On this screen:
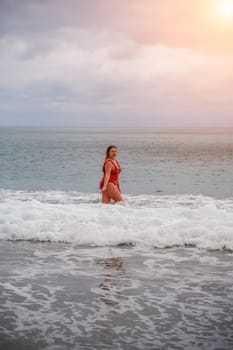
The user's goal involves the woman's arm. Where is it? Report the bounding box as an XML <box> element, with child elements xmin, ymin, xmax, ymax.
<box><xmin>101</xmin><ymin>161</ymin><xmax>112</xmax><ymax>192</ymax></box>
<box><xmin>116</xmin><ymin>179</ymin><xmax>121</xmax><ymax>193</ymax></box>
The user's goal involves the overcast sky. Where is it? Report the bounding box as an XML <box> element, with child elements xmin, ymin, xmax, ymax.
<box><xmin>0</xmin><ymin>0</ymin><xmax>233</xmax><ymax>127</ymax></box>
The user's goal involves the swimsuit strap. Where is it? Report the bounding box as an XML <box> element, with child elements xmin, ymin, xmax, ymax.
<box><xmin>115</xmin><ymin>160</ymin><xmax>121</xmax><ymax>169</ymax></box>
<box><xmin>104</xmin><ymin>159</ymin><xmax>118</xmax><ymax>169</ymax></box>
<box><xmin>103</xmin><ymin>159</ymin><xmax>121</xmax><ymax>175</ymax></box>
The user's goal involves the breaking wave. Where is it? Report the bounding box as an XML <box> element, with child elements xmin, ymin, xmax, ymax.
<box><xmin>1</xmin><ymin>189</ymin><xmax>233</xmax><ymax>250</ymax></box>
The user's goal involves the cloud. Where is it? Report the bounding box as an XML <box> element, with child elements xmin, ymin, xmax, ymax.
<box><xmin>1</xmin><ymin>0</ymin><xmax>233</xmax><ymax>51</ymax></box>
<box><xmin>0</xmin><ymin>0</ymin><xmax>233</xmax><ymax>126</ymax></box>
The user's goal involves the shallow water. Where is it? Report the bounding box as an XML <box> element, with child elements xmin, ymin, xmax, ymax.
<box><xmin>1</xmin><ymin>190</ymin><xmax>233</xmax><ymax>250</ymax></box>
<box><xmin>0</xmin><ymin>242</ymin><xmax>233</xmax><ymax>350</ymax></box>
<box><xmin>1</xmin><ymin>127</ymin><xmax>233</xmax><ymax>349</ymax></box>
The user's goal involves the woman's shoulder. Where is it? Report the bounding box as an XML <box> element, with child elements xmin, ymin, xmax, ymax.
<box><xmin>104</xmin><ymin>158</ymin><xmax>114</xmax><ymax>166</ymax></box>
<box><xmin>105</xmin><ymin>158</ymin><xmax>120</xmax><ymax>169</ymax></box>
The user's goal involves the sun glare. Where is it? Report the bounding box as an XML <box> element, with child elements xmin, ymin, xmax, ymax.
<box><xmin>219</xmin><ymin>0</ymin><xmax>233</xmax><ymax>16</ymax></box>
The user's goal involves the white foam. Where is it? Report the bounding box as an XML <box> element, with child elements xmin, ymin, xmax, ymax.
<box><xmin>1</xmin><ymin>189</ymin><xmax>233</xmax><ymax>250</ymax></box>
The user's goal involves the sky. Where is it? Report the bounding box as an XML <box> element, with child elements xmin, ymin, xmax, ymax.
<box><xmin>0</xmin><ymin>0</ymin><xmax>233</xmax><ymax>127</ymax></box>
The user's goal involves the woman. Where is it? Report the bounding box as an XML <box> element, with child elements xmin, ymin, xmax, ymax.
<box><xmin>100</xmin><ymin>145</ymin><xmax>123</xmax><ymax>204</ymax></box>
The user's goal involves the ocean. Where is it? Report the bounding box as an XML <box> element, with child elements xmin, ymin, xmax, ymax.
<box><xmin>0</xmin><ymin>127</ymin><xmax>233</xmax><ymax>349</ymax></box>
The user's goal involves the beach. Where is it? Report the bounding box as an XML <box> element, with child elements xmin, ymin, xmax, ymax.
<box><xmin>0</xmin><ymin>128</ymin><xmax>233</xmax><ymax>349</ymax></box>
<box><xmin>1</xmin><ymin>240</ymin><xmax>233</xmax><ymax>349</ymax></box>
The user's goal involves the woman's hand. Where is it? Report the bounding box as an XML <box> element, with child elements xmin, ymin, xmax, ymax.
<box><xmin>101</xmin><ymin>185</ymin><xmax>107</xmax><ymax>192</ymax></box>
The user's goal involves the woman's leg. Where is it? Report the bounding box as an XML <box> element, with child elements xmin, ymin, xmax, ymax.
<box><xmin>106</xmin><ymin>183</ymin><xmax>123</xmax><ymax>202</ymax></box>
<box><xmin>102</xmin><ymin>191</ymin><xmax>111</xmax><ymax>203</ymax></box>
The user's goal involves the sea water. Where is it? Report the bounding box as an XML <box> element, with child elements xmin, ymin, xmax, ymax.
<box><xmin>0</xmin><ymin>127</ymin><xmax>233</xmax><ymax>349</ymax></box>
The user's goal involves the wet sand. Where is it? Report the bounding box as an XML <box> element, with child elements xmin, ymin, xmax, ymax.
<box><xmin>0</xmin><ymin>241</ymin><xmax>233</xmax><ymax>349</ymax></box>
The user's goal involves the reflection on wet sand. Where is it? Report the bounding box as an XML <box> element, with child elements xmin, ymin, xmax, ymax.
<box><xmin>97</xmin><ymin>257</ymin><xmax>123</xmax><ymax>270</ymax></box>
<box><xmin>96</xmin><ymin>257</ymin><xmax>124</xmax><ymax>306</ymax></box>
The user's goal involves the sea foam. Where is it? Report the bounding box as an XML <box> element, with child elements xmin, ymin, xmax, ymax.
<box><xmin>1</xmin><ymin>189</ymin><xmax>233</xmax><ymax>250</ymax></box>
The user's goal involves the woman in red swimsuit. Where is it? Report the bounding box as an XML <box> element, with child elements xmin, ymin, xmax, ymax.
<box><xmin>100</xmin><ymin>145</ymin><xmax>123</xmax><ymax>204</ymax></box>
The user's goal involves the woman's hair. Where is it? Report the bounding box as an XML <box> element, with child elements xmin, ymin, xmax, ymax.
<box><xmin>105</xmin><ymin>145</ymin><xmax>117</xmax><ymax>159</ymax></box>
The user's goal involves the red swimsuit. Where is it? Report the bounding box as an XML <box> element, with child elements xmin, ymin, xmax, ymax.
<box><xmin>99</xmin><ymin>159</ymin><xmax>121</xmax><ymax>189</ymax></box>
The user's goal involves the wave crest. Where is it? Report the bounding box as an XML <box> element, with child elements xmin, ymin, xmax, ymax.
<box><xmin>1</xmin><ymin>190</ymin><xmax>233</xmax><ymax>250</ymax></box>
